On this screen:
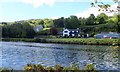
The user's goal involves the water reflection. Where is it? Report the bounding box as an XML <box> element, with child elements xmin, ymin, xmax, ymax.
<box><xmin>53</xmin><ymin>49</ymin><xmax>79</xmax><ymax>67</ymax></box>
<box><xmin>1</xmin><ymin>41</ymin><xmax>120</xmax><ymax>70</ymax></box>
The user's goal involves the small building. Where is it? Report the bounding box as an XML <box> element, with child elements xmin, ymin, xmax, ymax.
<box><xmin>33</xmin><ymin>25</ymin><xmax>43</xmax><ymax>32</ymax></box>
<box><xmin>62</xmin><ymin>28</ymin><xmax>81</xmax><ymax>37</ymax></box>
<box><xmin>95</xmin><ymin>32</ymin><xmax>120</xmax><ymax>39</ymax></box>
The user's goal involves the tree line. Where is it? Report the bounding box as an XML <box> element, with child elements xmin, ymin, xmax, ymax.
<box><xmin>1</xmin><ymin>13</ymin><xmax>120</xmax><ymax>38</ymax></box>
<box><xmin>2</xmin><ymin>22</ymin><xmax>35</xmax><ymax>38</ymax></box>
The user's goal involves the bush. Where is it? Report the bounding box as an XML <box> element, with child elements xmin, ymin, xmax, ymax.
<box><xmin>24</xmin><ymin>64</ymin><xmax>97</xmax><ymax>72</ymax></box>
<box><xmin>37</xmin><ymin>29</ymin><xmax>50</xmax><ymax>35</ymax></box>
<box><xmin>50</xmin><ymin>27</ymin><xmax>58</xmax><ymax>35</ymax></box>
<box><xmin>83</xmin><ymin>64</ymin><xmax>97</xmax><ymax>72</ymax></box>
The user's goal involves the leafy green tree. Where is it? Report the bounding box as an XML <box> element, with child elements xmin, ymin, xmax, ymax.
<box><xmin>79</xmin><ymin>17</ymin><xmax>87</xmax><ymax>26</ymax></box>
<box><xmin>21</xmin><ymin>22</ymin><xmax>35</xmax><ymax>38</ymax></box>
<box><xmin>96</xmin><ymin>13</ymin><xmax>108</xmax><ymax>24</ymax></box>
<box><xmin>36</xmin><ymin>19</ymin><xmax>44</xmax><ymax>25</ymax></box>
<box><xmin>53</xmin><ymin>17</ymin><xmax>65</xmax><ymax>28</ymax></box>
<box><xmin>111</xmin><ymin>14</ymin><xmax>120</xmax><ymax>33</ymax></box>
<box><xmin>86</xmin><ymin>14</ymin><xmax>96</xmax><ymax>25</ymax></box>
<box><xmin>2</xmin><ymin>22</ymin><xmax>35</xmax><ymax>38</ymax></box>
<box><xmin>8</xmin><ymin>23</ymin><xmax>23</xmax><ymax>37</ymax></box>
<box><xmin>65</xmin><ymin>16</ymin><xmax>80</xmax><ymax>29</ymax></box>
<box><xmin>2</xmin><ymin>25</ymin><xmax>10</xmax><ymax>38</ymax></box>
<box><xmin>27</xmin><ymin>19</ymin><xmax>36</xmax><ymax>24</ymax></box>
<box><xmin>43</xmin><ymin>19</ymin><xmax>54</xmax><ymax>28</ymax></box>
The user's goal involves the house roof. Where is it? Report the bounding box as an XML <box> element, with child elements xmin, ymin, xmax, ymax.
<box><xmin>64</xmin><ymin>28</ymin><xmax>80</xmax><ymax>31</ymax></box>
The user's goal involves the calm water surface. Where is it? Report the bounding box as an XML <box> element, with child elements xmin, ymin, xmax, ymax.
<box><xmin>0</xmin><ymin>41</ymin><xmax>120</xmax><ymax>70</ymax></box>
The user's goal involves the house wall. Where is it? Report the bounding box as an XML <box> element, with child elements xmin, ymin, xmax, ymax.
<box><xmin>33</xmin><ymin>25</ymin><xmax>43</xmax><ymax>32</ymax></box>
<box><xmin>63</xmin><ymin>29</ymin><xmax>70</xmax><ymax>36</ymax></box>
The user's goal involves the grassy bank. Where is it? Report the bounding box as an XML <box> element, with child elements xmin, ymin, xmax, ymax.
<box><xmin>47</xmin><ymin>38</ymin><xmax>120</xmax><ymax>46</ymax></box>
<box><xmin>2</xmin><ymin>38</ymin><xmax>120</xmax><ymax>46</ymax></box>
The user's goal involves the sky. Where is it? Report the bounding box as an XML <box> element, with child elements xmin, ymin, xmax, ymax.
<box><xmin>0</xmin><ymin>0</ymin><xmax>118</xmax><ymax>22</ymax></box>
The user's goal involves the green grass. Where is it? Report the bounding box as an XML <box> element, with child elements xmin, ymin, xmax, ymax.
<box><xmin>2</xmin><ymin>38</ymin><xmax>120</xmax><ymax>46</ymax></box>
<box><xmin>46</xmin><ymin>38</ymin><xmax>120</xmax><ymax>46</ymax></box>
<box><xmin>2</xmin><ymin>38</ymin><xmax>35</xmax><ymax>42</ymax></box>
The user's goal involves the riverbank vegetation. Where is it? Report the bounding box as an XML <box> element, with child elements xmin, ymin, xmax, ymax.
<box><xmin>2</xmin><ymin>38</ymin><xmax>120</xmax><ymax>46</ymax></box>
<box><xmin>1</xmin><ymin>64</ymin><xmax>97</xmax><ymax>72</ymax></box>
<box><xmin>46</xmin><ymin>38</ymin><xmax>120</xmax><ymax>46</ymax></box>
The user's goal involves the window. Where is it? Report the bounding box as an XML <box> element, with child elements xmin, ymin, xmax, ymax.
<box><xmin>64</xmin><ymin>31</ymin><xmax>68</xmax><ymax>33</ymax></box>
<box><xmin>72</xmin><ymin>34</ymin><xmax>74</xmax><ymax>36</ymax></box>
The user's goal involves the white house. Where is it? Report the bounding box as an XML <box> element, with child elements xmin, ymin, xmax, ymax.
<box><xmin>63</xmin><ymin>28</ymin><xmax>81</xmax><ymax>37</ymax></box>
<box><xmin>33</xmin><ymin>25</ymin><xmax>43</xmax><ymax>32</ymax></box>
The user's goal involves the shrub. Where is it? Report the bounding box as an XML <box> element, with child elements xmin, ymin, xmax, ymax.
<box><xmin>50</xmin><ymin>27</ymin><xmax>58</xmax><ymax>35</ymax></box>
<box><xmin>37</xmin><ymin>29</ymin><xmax>50</xmax><ymax>35</ymax></box>
<box><xmin>23</xmin><ymin>63</ymin><xmax>97</xmax><ymax>72</ymax></box>
<box><xmin>83</xmin><ymin>64</ymin><xmax>98</xmax><ymax>72</ymax></box>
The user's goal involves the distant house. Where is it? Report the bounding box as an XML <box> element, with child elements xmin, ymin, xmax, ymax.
<box><xmin>62</xmin><ymin>28</ymin><xmax>81</xmax><ymax>37</ymax></box>
<box><xmin>95</xmin><ymin>32</ymin><xmax>120</xmax><ymax>39</ymax></box>
<box><xmin>33</xmin><ymin>25</ymin><xmax>43</xmax><ymax>32</ymax></box>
